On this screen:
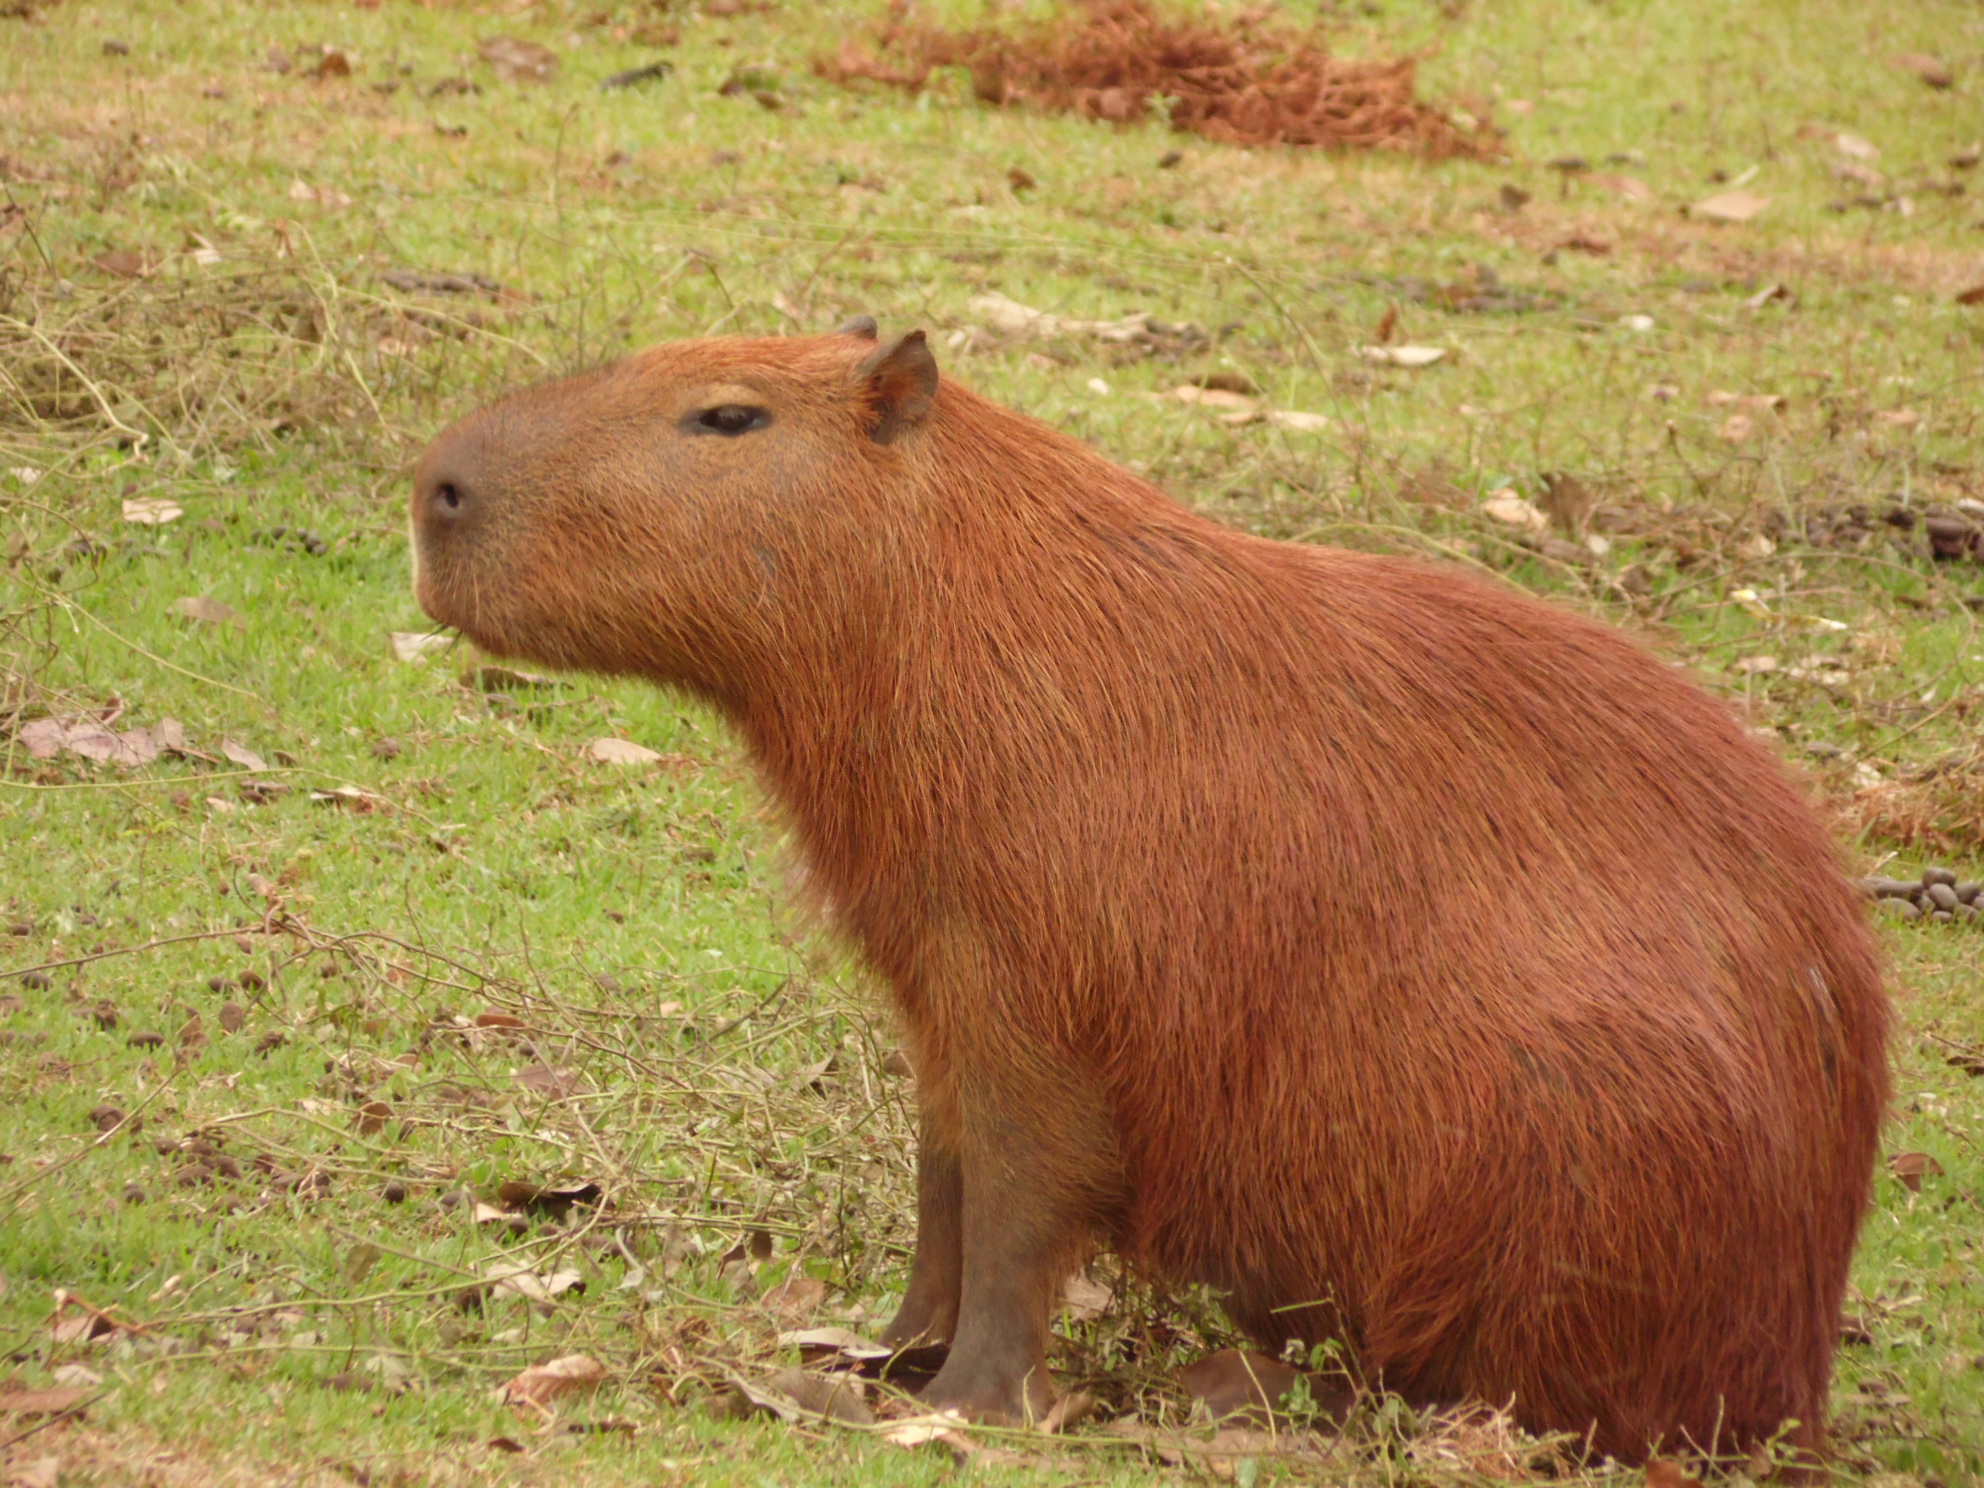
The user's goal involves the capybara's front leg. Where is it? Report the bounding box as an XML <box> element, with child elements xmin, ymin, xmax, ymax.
<box><xmin>915</xmin><ymin>1098</ymin><xmax>1114</xmax><ymax>1425</ymax></box>
<box><xmin>881</xmin><ymin>1114</ymin><xmax>962</xmax><ymax>1348</ymax></box>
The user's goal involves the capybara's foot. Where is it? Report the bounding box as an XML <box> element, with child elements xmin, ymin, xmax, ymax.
<box><xmin>880</xmin><ymin>1295</ymin><xmax>956</xmax><ymax>1350</ymax></box>
<box><xmin>916</xmin><ymin>1354</ymin><xmax>1054</xmax><ymax>1426</ymax></box>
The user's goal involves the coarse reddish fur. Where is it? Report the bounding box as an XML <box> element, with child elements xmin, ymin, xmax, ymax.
<box><xmin>410</xmin><ymin>330</ymin><xmax>1889</xmax><ymax>1462</ymax></box>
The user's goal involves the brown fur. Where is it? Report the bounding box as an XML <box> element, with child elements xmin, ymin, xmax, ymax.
<box><xmin>410</xmin><ymin>329</ymin><xmax>1888</xmax><ymax>1461</ymax></box>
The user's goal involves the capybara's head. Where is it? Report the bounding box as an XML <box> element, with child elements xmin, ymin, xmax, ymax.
<box><xmin>410</xmin><ymin>320</ymin><xmax>936</xmax><ymax>686</ymax></box>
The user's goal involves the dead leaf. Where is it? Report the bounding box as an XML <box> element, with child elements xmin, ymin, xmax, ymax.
<box><xmin>169</xmin><ymin>596</ymin><xmax>244</xmax><ymax>630</ymax></box>
<box><xmin>1876</xmin><ymin>408</ymin><xmax>1921</xmax><ymax>429</ymax></box>
<box><xmin>10</xmin><ymin>1458</ymin><xmax>60</xmax><ymax>1488</ymax></box>
<box><xmin>1372</xmin><ymin>303</ymin><xmax>1398</xmax><ymax>342</ymax></box>
<box><xmin>514</xmin><ymin>1063</ymin><xmax>577</xmax><ymax>1099</ymax></box>
<box><xmin>1481</xmin><ymin>492</ymin><xmax>1549</xmax><ymax>533</ymax></box>
<box><xmin>122</xmin><ymin>497</ymin><xmax>182</xmax><ymax>525</ymax></box>
<box><xmin>1061</xmin><ymin>1274</ymin><xmax>1112</xmax><ymax>1322</ymax></box>
<box><xmin>1833</xmin><ymin>131</ymin><xmax>1881</xmax><ymax>161</ymax></box>
<box><xmin>502</xmin><ymin>1353</ymin><xmax>605</xmax><ymax>1412</ymax></box>
<box><xmin>287</xmin><ymin>180</ymin><xmax>353</xmax><ymax>210</ymax></box>
<box><xmin>1956</xmin><ymin>284</ymin><xmax>1984</xmax><ymax>306</ymax></box>
<box><xmin>488</xmin><ymin>1265</ymin><xmax>586</xmax><ymax>1303</ymax></box>
<box><xmin>1719</xmin><ymin>412</ymin><xmax>1755</xmax><ymax>443</ymax></box>
<box><xmin>390</xmin><ymin>631</ymin><xmax>451</xmax><ymax>663</ymax></box>
<box><xmin>1590</xmin><ymin>173</ymin><xmax>1655</xmax><ymax>202</ymax></box>
<box><xmin>760</xmin><ymin>1273</ymin><xmax>828</xmax><ymax>1319</ymax></box>
<box><xmin>475</xmin><ymin>1010</ymin><xmax>527</xmax><ymax>1029</ymax></box>
<box><xmin>1890</xmin><ymin>1150</ymin><xmax>1944</xmax><ymax>1192</ymax></box>
<box><xmin>480</xmin><ymin>36</ymin><xmax>559</xmax><ymax>84</ymax></box>
<box><xmin>1268</xmin><ymin>409</ymin><xmax>1331</xmax><ymax>432</ymax></box>
<box><xmin>92</xmin><ymin>248</ymin><xmax>150</xmax><ymax>278</ymax></box>
<box><xmin>356</xmin><ymin>1100</ymin><xmax>393</xmax><ymax>1135</ymax></box>
<box><xmin>588</xmin><ymin>737</ymin><xmax>662</xmax><ymax>765</ymax></box>
<box><xmin>1892</xmin><ymin>53</ymin><xmax>1953</xmax><ymax>88</ymax></box>
<box><xmin>883</xmin><ymin>1408</ymin><xmax>974</xmax><ymax>1449</ymax></box>
<box><xmin>764</xmin><ymin>1367</ymin><xmax>875</xmax><ymax>1425</ymax></box>
<box><xmin>221</xmin><ymin>740</ymin><xmax>268</xmax><ymax>772</ymax></box>
<box><xmin>1646</xmin><ymin>1459</ymin><xmax>1705</xmax><ymax>1488</ymax></box>
<box><xmin>16</xmin><ymin>719</ymin><xmax>68</xmax><ymax>759</ymax></box>
<box><xmin>1170</xmin><ymin>384</ymin><xmax>1258</xmax><ymax>413</ymax></box>
<box><xmin>1361</xmin><ymin>344</ymin><xmax>1446</xmax><ymax>367</ymax></box>
<box><xmin>1689</xmin><ymin>189</ymin><xmax>1770</xmax><ymax>223</ymax></box>
<box><xmin>0</xmin><ymin>1388</ymin><xmax>90</xmax><ymax>1418</ymax></box>
<box><xmin>1731</xmin><ymin>656</ymin><xmax>1779</xmax><ymax>675</ymax></box>
<box><xmin>311</xmin><ymin>785</ymin><xmax>390</xmax><ymax>813</ymax></box>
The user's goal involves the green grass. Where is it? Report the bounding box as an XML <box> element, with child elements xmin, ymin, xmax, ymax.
<box><xmin>3</xmin><ymin>0</ymin><xmax>1984</xmax><ymax>1482</ymax></box>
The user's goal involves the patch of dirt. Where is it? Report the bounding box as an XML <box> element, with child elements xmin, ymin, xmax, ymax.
<box><xmin>816</xmin><ymin>0</ymin><xmax>1491</xmax><ymax>158</ymax></box>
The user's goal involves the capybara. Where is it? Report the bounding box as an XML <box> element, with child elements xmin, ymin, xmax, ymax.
<box><xmin>410</xmin><ymin>322</ymin><xmax>1888</xmax><ymax>1460</ymax></box>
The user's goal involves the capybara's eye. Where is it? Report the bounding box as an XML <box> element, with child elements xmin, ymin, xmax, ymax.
<box><xmin>693</xmin><ymin>404</ymin><xmax>770</xmax><ymax>436</ymax></box>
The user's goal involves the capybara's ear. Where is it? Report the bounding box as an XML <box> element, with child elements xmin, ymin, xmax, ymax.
<box><xmin>856</xmin><ymin>330</ymin><xmax>940</xmax><ymax>445</ymax></box>
<box><xmin>834</xmin><ymin>314</ymin><xmax>879</xmax><ymax>340</ymax></box>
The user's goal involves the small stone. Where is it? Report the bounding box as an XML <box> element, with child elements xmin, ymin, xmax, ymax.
<box><xmin>128</xmin><ymin>1029</ymin><xmax>165</xmax><ymax>1049</ymax></box>
<box><xmin>381</xmin><ymin>1180</ymin><xmax>409</xmax><ymax>1204</ymax></box>
<box><xmin>219</xmin><ymin>1002</ymin><xmax>246</xmax><ymax>1033</ymax></box>
<box><xmin>123</xmin><ymin>1182</ymin><xmax>146</xmax><ymax>1204</ymax></box>
<box><xmin>1922</xmin><ymin>866</ymin><xmax>1959</xmax><ymax>888</ymax></box>
<box><xmin>1880</xmin><ymin>898</ymin><xmax>1921</xmax><ymax>921</ymax></box>
<box><xmin>206</xmin><ymin>975</ymin><xmax>236</xmax><ymax>994</ymax></box>
<box><xmin>1927</xmin><ymin>883</ymin><xmax>1959</xmax><ymax>911</ymax></box>
<box><xmin>88</xmin><ymin>1104</ymin><xmax>125</xmax><ymax>1132</ymax></box>
<box><xmin>1956</xmin><ymin>903</ymin><xmax>1980</xmax><ymax>923</ymax></box>
<box><xmin>1956</xmin><ymin>882</ymin><xmax>1980</xmax><ymax>905</ymax></box>
<box><xmin>1933</xmin><ymin>910</ymin><xmax>1954</xmax><ymax>923</ymax></box>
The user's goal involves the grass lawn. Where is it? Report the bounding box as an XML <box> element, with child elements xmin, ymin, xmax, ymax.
<box><xmin>2</xmin><ymin>0</ymin><xmax>1983</xmax><ymax>1482</ymax></box>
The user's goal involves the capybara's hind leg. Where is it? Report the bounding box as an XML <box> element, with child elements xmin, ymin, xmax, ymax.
<box><xmin>881</xmin><ymin>1114</ymin><xmax>962</xmax><ymax>1348</ymax></box>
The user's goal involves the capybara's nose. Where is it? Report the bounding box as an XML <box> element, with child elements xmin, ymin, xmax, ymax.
<box><xmin>418</xmin><ymin>470</ymin><xmax>471</xmax><ymax>529</ymax></box>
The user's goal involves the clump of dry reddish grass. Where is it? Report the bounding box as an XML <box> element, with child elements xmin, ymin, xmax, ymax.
<box><xmin>816</xmin><ymin>0</ymin><xmax>1493</xmax><ymax>158</ymax></box>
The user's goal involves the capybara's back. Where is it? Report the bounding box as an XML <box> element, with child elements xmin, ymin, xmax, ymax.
<box><xmin>411</xmin><ymin>328</ymin><xmax>1889</xmax><ymax>1461</ymax></box>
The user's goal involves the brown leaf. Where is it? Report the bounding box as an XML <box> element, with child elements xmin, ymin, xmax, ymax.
<box><xmin>169</xmin><ymin>596</ymin><xmax>244</xmax><ymax>630</ymax></box>
<box><xmin>0</xmin><ymin>1387</ymin><xmax>90</xmax><ymax>1418</ymax></box>
<box><xmin>1590</xmin><ymin>173</ymin><xmax>1655</xmax><ymax>202</ymax></box>
<box><xmin>502</xmin><ymin>1353</ymin><xmax>605</xmax><ymax>1412</ymax></box>
<box><xmin>1889</xmin><ymin>1150</ymin><xmax>1944</xmax><ymax>1192</ymax></box>
<box><xmin>588</xmin><ymin>737</ymin><xmax>662</xmax><ymax>765</ymax></box>
<box><xmin>1689</xmin><ymin>189</ymin><xmax>1770</xmax><ymax>222</ymax></box>
<box><xmin>475</xmin><ymin>1010</ymin><xmax>527</xmax><ymax>1029</ymax></box>
<box><xmin>479</xmin><ymin>36</ymin><xmax>559</xmax><ymax>84</ymax></box>
<box><xmin>92</xmin><ymin>248</ymin><xmax>151</xmax><ymax>279</ymax></box>
<box><xmin>760</xmin><ymin>1273</ymin><xmax>828</xmax><ymax>1320</ymax></box>
<box><xmin>356</xmin><ymin>1100</ymin><xmax>393</xmax><ymax>1135</ymax></box>
<box><xmin>1372</xmin><ymin>303</ymin><xmax>1398</xmax><ymax>343</ymax></box>
<box><xmin>218</xmin><ymin>1001</ymin><xmax>246</xmax><ymax>1034</ymax></box>
<box><xmin>221</xmin><ymin>740</ymin><xmax>268</xmax><ymax>772</ymax></box>
<box><xmin>514</xmin><ymin>1063</ymin><xmax>577</xmax><ymax>1099</ymax></box>
<box><xmin>1060</xmin><ymin>1273</ymin><xmax>1112</xmax><ymax>1321</ymax></box>
<box><xmin>1645</xmin><ymin>1459</ymin><xmax>1705</xmax><ymax>1488</ymax></box>
<box><xmin>1892</xmin><ymin>53</ymin><xmax>1953</xmax><ymax>88</ymax></box>
<box><xmin>122</xmin><ymin>497</ymin><xmax>183</xmax><ymax>525</ymax></box>
<box><xmin>764</xmin><ymin>1367</ymin><xmax>875</xmax><ymax>1425</ymax></box>
<box><xmin>1956</xmin><ymin>284</ymin><xmax>1984</xmax><ymax>306</ymax></box>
